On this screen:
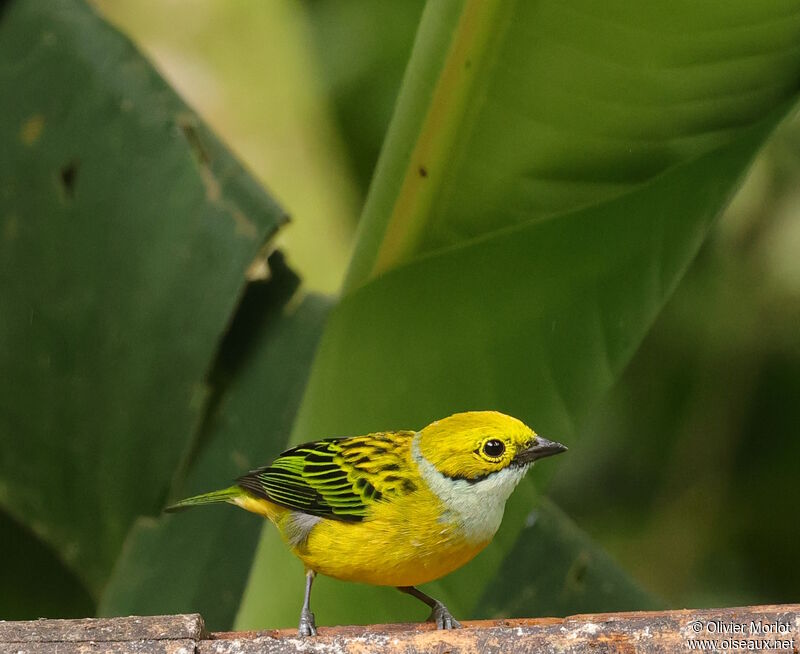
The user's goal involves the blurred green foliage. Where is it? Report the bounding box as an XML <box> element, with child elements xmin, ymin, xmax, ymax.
<box><xmin>550</xmin><ymin>123</ymin><xmax>800</xmax><ymax>607</ymax></box>
<box><xmin>302</xmin><ymin>0</ymin><xmax>426</xmax><ymax>196</ymax></box>
<box><xmin>2</xmin><ymin>0</ymin><xmax>799</xmax><ymax>632</ymax></box>
<box><xmin>0</xmin><ymin>511</ymin><xmax>93</xmax><ymax>620</ymax></box>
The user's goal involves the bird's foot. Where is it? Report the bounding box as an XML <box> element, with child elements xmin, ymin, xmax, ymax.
<box><xmin>298</xmin><ymin>608</ymin><xmax>317</xmax><ymax>637</ymax></box>
<box><xmin>427</xmin><ymin>601</ymin><xmax>462</xmax><ymax>630</ymax></box>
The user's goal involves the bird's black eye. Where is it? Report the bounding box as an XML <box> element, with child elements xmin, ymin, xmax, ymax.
<box><xmin>482</xmin><ymin>439</ymin><xmax>505</xmax><ymax>458</ymax></box>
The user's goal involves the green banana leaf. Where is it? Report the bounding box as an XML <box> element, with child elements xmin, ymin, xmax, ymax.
<box><xmin>236</xmin><ymin>0</ymin><xmax>800</xmax><ymax>630</ymax></box>
<box><xmin>346</xmin><ymin>0</ymin><xmax>800</xmax><ymax>287</ymax></box>
<box><xmin>0</xmin><ymin>0</ymin><xmax>285</xmax><ymax>597</ymax></box>
<box><xmin>0</xmin><ymin>510</ymin><xmax>93</xmax><ymax>619</ymax></box>
<box><xmin>477</xmin><ymin>496</ymin><xmax>660</xmax><ymax>617</ymax></box>
<box><xmin>99</xmin><ymin>273</ymin><xmax>331</xmax><ymax>631</ymax></box>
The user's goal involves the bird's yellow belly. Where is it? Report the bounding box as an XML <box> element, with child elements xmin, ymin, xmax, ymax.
<box><xmin>300</xmin><ymin>510</ymin><xmax>489</xmax><ymax>587</ymax></box>
<box><xmin>242</xmin><ymin>492</ymin><xmax>491</xmax><ymax>587</ymax></box>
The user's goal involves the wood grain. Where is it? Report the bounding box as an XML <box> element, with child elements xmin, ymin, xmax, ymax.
<box><xmin>3</xmin><ymin>605</ymin><xmax>798</xmax><ymax>654</ymax></box>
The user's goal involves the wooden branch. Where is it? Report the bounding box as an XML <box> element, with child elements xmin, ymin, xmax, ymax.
<box><xmin>2</xmin><ymin>605</ymin><xmax>798</xmax><ymax>654</ymax></box>
<box><xmin>0</xmin><ymin>614</ymin><xmax>206</xmax><ymax>654</ymax></box>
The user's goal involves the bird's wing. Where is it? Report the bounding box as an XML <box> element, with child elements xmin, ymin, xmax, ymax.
<box><xmin>236</xmin><ymin>431</ymin><xmax>419</xmax><ymax>522</ymax></box>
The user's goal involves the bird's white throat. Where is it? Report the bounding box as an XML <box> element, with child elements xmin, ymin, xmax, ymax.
<box><xmin>411</xmin><ymin>433</ymin><xmax>529</xmax><ymax>544</ymax></box>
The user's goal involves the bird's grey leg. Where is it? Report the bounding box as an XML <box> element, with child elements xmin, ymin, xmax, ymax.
<box><xmin>298</xmin><ymin>570</ymin><xmax>317</xmax><ymax>636</ymax></box>
<box><xmin>397</xmin><ymin>585</ymin><xmax>462</xmax><ymax>629</ymax></box>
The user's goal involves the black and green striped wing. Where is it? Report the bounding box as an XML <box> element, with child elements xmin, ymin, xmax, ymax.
<box><xmin>236</xmin><ymin>431</ymin><xmax>418</xmax><ymax>522</ymax></box>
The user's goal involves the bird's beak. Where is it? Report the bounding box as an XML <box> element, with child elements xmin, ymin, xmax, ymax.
<box><xmin>515</xmin><ymin>436</ymin><xmax>568</xmax><ymax>464</ymax></box>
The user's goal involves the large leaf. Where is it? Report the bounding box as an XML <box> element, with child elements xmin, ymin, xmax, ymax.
<box><xmin>0</xmin><ymin>0</ymin><xmax>284</xmax><ymax>595</ymax></box>
<box><xmin>100</xmin><ymin>261</ymin><xmax>331</xmax><ymax>630</ymax></box>
<box><xmin>235</xmin><ymin>113</ymin><xmax>791</xmax><ymax>629</ymax></box>
<box><xmin>476</xmin><ymin>497</ymin><xmax>660</xmax><ymax>617</ymax></box>
<box><xmin>0</xmin><ymin>510</ymin><xmax>93</xmax><ymax>620</ymax></box>
<box><xmin>346</xmin><ymin>0</ymin><xmax>800</xmax><ymax>288</ymax></box>
<box><xmin>295</xmin><ymin>117</ymin><xmax>790</xmax><ymax>437</ymax></box>
<box><xmin>95</xmin><ymin>0</ymin><xmax>361</xmax><ymax>295</ymax></box>
<box><xmin>236</xmin><ymin>0</ymin><xmax>800</xmax><ymax>630</ymax></box>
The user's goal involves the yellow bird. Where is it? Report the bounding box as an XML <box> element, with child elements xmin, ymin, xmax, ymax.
<box><xmin>166</xmin><ymin>410</ymin><xmax>567</xmax><ymax>635</ymax></box>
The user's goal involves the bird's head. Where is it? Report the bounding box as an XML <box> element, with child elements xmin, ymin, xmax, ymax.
<box><xmin>416</xmin><ymin>410</ymin><xmax>567</xmax><ymax>482</ymax></box>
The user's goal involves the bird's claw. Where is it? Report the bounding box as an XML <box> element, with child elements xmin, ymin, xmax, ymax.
<box><xmin>298</xmin><ymin>608</ymin><xmax>317</xmax><ymax>637</ymax></box>
<box><xmin>428</xmin><ymin>601</ymin><xmax>462</xmax><ymax>629</ymax></box>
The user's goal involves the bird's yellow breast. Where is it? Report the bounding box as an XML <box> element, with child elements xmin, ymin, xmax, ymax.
<box><xmin>239</xmin><ymin>486</ymin><xmax>492</xmax><ymax>587</ymax></box>
<box><xmin>300</xmin><ymin>484</ymin><xmax>491</xmax><ymax>586</ymax></box>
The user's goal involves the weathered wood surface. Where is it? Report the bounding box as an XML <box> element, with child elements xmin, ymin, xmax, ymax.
<box><xmin>0</xmin><ymin>614</ymin><xmax>205</xmax><ymax>654</ymax></box>
<box><xmin>204</xmin><ymin>605</ymin><xmax>800</xmax><ymax>653</ymax></box>
<box><xmin>2</xmin><ymin>605</ymin><xmax>799</xmax><ymax>654</ymax></box>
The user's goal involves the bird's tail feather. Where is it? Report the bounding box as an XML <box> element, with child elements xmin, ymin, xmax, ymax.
<box><xmin>164</xmin><ymin>486</ymin><xmax>241</xmax><ymax>513</ymax></box>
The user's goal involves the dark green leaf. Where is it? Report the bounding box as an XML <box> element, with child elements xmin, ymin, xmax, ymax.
<box><xmin>0</xmin><ymin>509</ymin><xmax>94</xmax><ymax>619</ymax></box>
<box><xmin>99</xmin><ymin>280</ymin><xmax>331</xmax><ymax>630</ymax></box>
<box><xmin>476</xmin><ymin>497</ymin><xmax>660</xmax><ymax>618</ymax></box>
<box><xmin>0</xmin><ymin>0</ymin><xmax>285</xmax><ymax>595</ymax></box>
